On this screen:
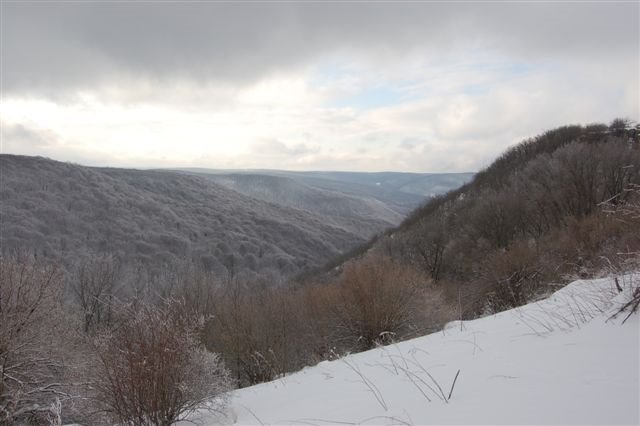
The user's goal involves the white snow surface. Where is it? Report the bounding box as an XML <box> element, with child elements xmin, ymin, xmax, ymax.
<box><xmin>188</xmin><ymin>276</ymin><xmax>640</xmax><ymax>425</ymax></box>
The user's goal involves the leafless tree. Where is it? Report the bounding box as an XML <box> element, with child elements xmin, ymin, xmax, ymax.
<box><xmin>406</xmin><ymin>218</ymin><xmax>449</xmax><ymax>281</ymax></box>
<box><xmin>70</xmin><ymin>254</ymin><xmax>121</xmax><ymax>333</ymax></box>
<box><xmin>0</xmin><ymin>255</ymin><xmax>66</xmax><ymax>424</ymax></box>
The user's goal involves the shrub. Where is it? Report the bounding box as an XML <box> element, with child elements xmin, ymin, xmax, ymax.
<box><xmin>330</xmin><ymin>256</ymin><xmax>433</xmax><ymax>350</ymax></box>
<box><xmin>205</xmin><ymin>279</ymin><xmax>304</xmax><ymax>387</ymax></box>
<box><xmin>607</xmin><ymin>184</ymin><xmax>640</xmax><ymax>322</ymax></box>
<box><xmin>479</xmin><ymin>241</ymin><xmax>549</xmax><ymax>312</ymax></box>
<box><xmin>90</xmin><ymin>299</ymin><xmax>231</xmax><ymax>425</ymax></box>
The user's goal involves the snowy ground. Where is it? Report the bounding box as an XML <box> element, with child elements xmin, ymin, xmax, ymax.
<box><xmin>188</xmin><ymin>275</ymin><xmax>640</xmax><ymax>425</ymax></box>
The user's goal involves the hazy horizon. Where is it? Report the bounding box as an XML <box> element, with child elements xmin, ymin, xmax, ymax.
<box><xmin>1</xmin><ymin>1</ymin><xmax>638</xmax><ymax>172</ymax></box>
<box><xmin>0</xmin><ymin>152</ymin><xmax>478</xmax><ymax>175</ymax></box>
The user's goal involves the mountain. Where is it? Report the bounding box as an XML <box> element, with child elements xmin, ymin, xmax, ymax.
<box><xmin>0</xmin><ymin>155</ymin><xmax>371</xmax><ymax>277</ymax></box>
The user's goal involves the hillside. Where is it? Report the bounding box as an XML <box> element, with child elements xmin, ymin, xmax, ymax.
<box><xmin>187</xmin><ymin>275</ymin><xmax>640</xmax><ymax>425</ymax></box>
<box><xmin>341</xmin><ymin>123</ymin><xmax>640</xmax><ymax>314</ymax></box>
<box><xmin>0</xmin><ymin>155</ymin><xmax>374</xmax><ymax>277</ymax></box>
<box><xmin>180</xmin><ymin>169</ymin><xmax>474</xmax><ymax>216</ymax></box>
<box><xmin>191</xmin><ymin>173</ymin><xmax>403</xmax><ymax>237</ymax></box>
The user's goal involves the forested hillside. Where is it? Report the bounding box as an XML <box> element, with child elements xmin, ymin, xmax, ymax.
<box><xmin>0</xmin><ymin>156</ymin><xmax>367</xmax><ymax>277</ymax></box>
<box><xmin>193</xmin><ymin>173</ymin><xmax>404</xmax><ymax>238</ymax></box>
<box><xmin>181</xmin><ymin>169</ymin><xmax>474</xmax><ymax>223</ymax></box>
<box><xmin>370</xmin><ymin>121</ymin><xmax>640</xmax><ymax>313</ymax></box>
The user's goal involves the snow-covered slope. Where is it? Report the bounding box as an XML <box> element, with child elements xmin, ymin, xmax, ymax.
<box><xmin>191</xmin><ymin>276</ymin><xmax>639</xmax><ymax>425</ymax></box>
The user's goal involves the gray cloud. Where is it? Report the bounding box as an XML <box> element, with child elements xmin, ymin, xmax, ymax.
<box><xmin>2</xmin><ymin>123</ymin><xmax>75</xmax><ymax>162</ymax></box>
<box><xmin>2</xmin><ymin>2</ymin><xmax>637</xmax><ymax>96</ymax></box>
<box><xmin>1</xmin><ymin>123</ymin><xmax>57</xmax><ymax>150</ymax></box>
<box><xmin>0</xmin><ymin>122</ymin><xmax>128</xmax><ymax>167</ymax></box>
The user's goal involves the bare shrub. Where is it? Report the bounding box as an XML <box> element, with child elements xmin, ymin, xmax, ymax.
<box><xmin>89</xmin><ymin>299</ymin><xmax>231</xmax><ymax>425</ymax></box>
<box><xmin>611</xmin><ymin>280</ymin><xmax>640</xmax><ymax>324</ymax></box>
<box><xmin>478</xmin><ymin>242</ymin><xmax>548</xmax><ymax>313</ymax></box>
<box><xmin>0</xmin><ymin>255</ymin><xmax>66</xmax><ymax>424</ymax></box>
<box><xmin>330</xmin><ymin>256</ymin><xmax>435</xmax><ymax>350</ymax></box>
<box><xmin>550</xmin><ymin>213</ymin><xmax>634</xmax><ymax>277</ymax></box>
<box><xmin>301</xmin><ymin>283</ymin><xmax>342</xmax><ymax>362</ymax></box>
<box><xmin>205</xmin><ymin>278</ymin><xmax>304</xmax><ymax>387</ymax></box>
<box><xmin>607</xmin><ymin>184</ymin><xmax>640</xmax><ymax>321</ymax></box>
<box><xmin>608</xmin><ymin>183</ymin><xmax>640</xmax><ymax>223</ymax></box>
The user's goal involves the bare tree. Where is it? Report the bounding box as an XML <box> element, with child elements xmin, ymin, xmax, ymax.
<box><xmin>406</xmin><ymin>218</ymin><xmax>449</xmax><ymax>281</ymax></box>
<box><xmin>70</xmin><ymin>254</ymin><xmax>121</xmax><ymax>333</ymax></box>
<box><xmin>0</xmin><ymin>255</ymin><xmax>66</xmax><ymax>423</ymax></box>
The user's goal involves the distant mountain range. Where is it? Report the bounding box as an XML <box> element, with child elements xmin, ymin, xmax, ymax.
<box><xmin>177</xmin><ymin>168</ymin><xmax>474</xmax><ymax>217</ymax></box>
<box><xmin>0</xmin><ymin>155</ymin><xmax>472</xmax><ymax>278</ymax></box>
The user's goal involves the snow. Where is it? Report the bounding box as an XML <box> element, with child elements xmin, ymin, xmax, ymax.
<box><xmin>188</xmin><ymin>275</ymin><xmax>640</xmax><ymax>425</ymax></box>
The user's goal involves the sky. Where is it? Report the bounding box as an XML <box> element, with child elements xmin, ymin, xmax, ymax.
<box><xmin>0</xmin><ymin>1</ymin><xmax>638</xmax><ymax>173</ymax></box>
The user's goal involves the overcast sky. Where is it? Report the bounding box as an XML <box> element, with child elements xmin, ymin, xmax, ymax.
<box><xmin>1</xmin><ymin>1</ymin><xmax>638</xmax><ymax>172</ymax></box>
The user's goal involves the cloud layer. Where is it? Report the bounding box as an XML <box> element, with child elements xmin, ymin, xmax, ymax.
<box><xmin>1</xmin><ymin>2</ymin><xmax>638</xmax><ymax>171</ymax></box>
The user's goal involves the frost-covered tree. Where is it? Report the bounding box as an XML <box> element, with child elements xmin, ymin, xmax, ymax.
<box><xmin>0</xmin><ymin>255</ymin><xmax>65</xmax><ymax>423</ymax></box>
